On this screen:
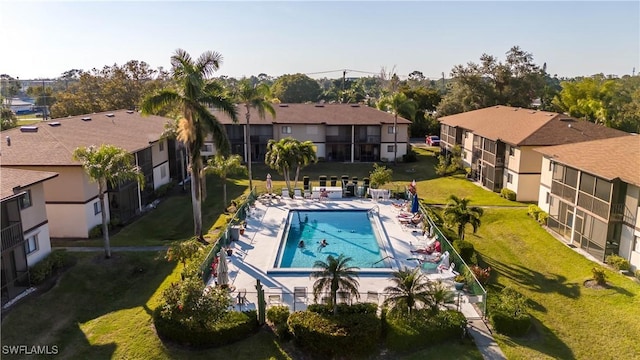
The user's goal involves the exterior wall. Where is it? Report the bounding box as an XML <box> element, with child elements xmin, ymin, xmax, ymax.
<box><xmin>18</xmin><ymin>182</ymin><xmax>48</xmax><ymax>233</ymax></box>
<box><xmin>380</xmin><ymin>142</ymin><xmax>408</xmax><ymax>162</ymax></box>
<box><xmin>152</xmin><ymin>162</ymin><xmax>171</xmax><ymax>189</ymax></box>
<box><xmin>462</xmin><ymin>130</ymin><xmax>473</xmax><ymax>166</ymax></box>
<box><xmin>516</xmin><ymin>174</ymin><xmax>543</xmax><ymax>202</ymax></box>
<box><xmin>507</xmin><ymin>145</ymin><xmax>521</xmax><ymax>173</ymax></box>
<box><xmin>24</xmin><ymin>224</ymin><xmax>51</xmax><ymax>266</ymax></box>
<box><xmin>314</xmin><ymin>143</ymin><xmax>326</xmax><ymax>159</ymax></box>
<box><xmin>13</xmin><ymin>166</ymin><xmax>95</xmax><ymax>202</ymax></box>
<box><xmin>151</xmin><ymin>140</ymin><xmax>169</xmax><ymax>167</ymax></box>
<box><xmin>537</xmin><ymin>156</ymin><xmax>554</xmax><ymax>212</ymax></box>
<box><xmin>518</xmin><ymin>146</ymin><xmax>544</xmax><ymax>173</ymax></box>
<box><xmin>380</xmin><ymin>124</ymin><xmax>409</xmax><ymax>143</ymax></box>
<box><xmin>46</xmin><ymin>200</ymin><xmax>108</xmax><ymax>238</ymax></box>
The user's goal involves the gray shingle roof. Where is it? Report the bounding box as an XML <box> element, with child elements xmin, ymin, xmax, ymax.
<box><xmin>535</xmin><ymin>135</ymin><xmax>640</xmax><ymax>186</ymax></box>
<box><xmin>1</xmin><ymin>110</ymin><xmax>170</xmax><ymax>166</ymax></box>
<box><xmin>1</xmin><ymin>168</ymin><xmax>58</xmax><ymax>200</ymax></box>
<box><xmin>438</xmin><ymin>105</ymin><xmax>629</xmax><ymax>146</ymax></box>
<box><xmin>211</xmin><ymin>103</ymin><xmax>412</xmax><ymax>125</ymax></box>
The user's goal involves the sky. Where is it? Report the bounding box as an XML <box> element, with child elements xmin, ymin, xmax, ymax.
<box><xmin>1</xmin><ymin>1</ymin><xmax>638</xmax><ymax>80</ymax></box>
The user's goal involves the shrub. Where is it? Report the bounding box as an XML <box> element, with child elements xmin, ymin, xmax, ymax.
<box><xmin>402</xmin><ymin>149</ymin><xmax>418</xmax><ymax>163</ymax></box>
<box><xmin>489</xmin><ymin>287</ymin><xmax>531</xmax><ymax>336</ymax></box>
<box><xmin>592</xmin><ymin>267</ymin><xmax>607</xmax><ymax>285</ymax></box>
<box><xmin>453</xmin><ymin>239</ymin><xmax>476</xmax><ymax>264</ymax></box>
<box><xmin>537</xmin><ymin>211</ymin><xmax>548</xmax><ymax>225</ymax></box>
<box><xmin>635</xmin><ymin>269</ymin><xmax>640</xmax><ymax>281</ymax></box>
<box><xmin>385</xmin><ymin>309</ymin><xmax>466</xmax><ymax>352</ymax></box>
<box><xmin>469</xmin><ymin>265</ymin><xmax>491</xmax><ymax>285</ymax></box>
<box><xmin>527</xmin><ymin>205</ymin><xmax>548</xmax><ymax>225</ymax></box>
<box><xmin>369</xmin><ymin>163</ymin><xmax>393</xmax><ymax>189</ymax></box>
<box><xmin>287</xmin><ymin>310</ymin><xmax>381</xmax><ymax>357</ymax></box>
<box><xmin>500</xmin><ymin>188</ymin><xmax>516</xmax><ymax>201</ymax></box>
<box><xmin>89</xmin><ymin>224</ymin><xmax>103</xmax><ymax>238</ymax></box>
<box><xmin>605</xmin><ymin>254</ymin><xmax>631</xmax><ymax>271</ymax></box>
<box><xmin>152</xmin><ymin>278</ymin><xmax>258</xmax><ymax>348</ymax></box>
<box><xmin>29</xmin><ymin>251</ymin><xmax>75</xmax><ymax>285</ymax></box>
<box><xmin>307</xmin><ymin>302</ymin><xmax>378</xmax><ymax>316</ymax></box>
<box><xmin>155</xmin><ymin>181</ymin><xmax>175</xmax><ymax>198</ymax></box>
<box><xmin>266</xmin><ymin>305</ymin><xmax>290</xmax><ymax>339</ymax></box>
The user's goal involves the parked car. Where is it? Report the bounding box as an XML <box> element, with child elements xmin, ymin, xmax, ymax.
<box><xmin>426</xmin><ymin>135</ymin><xmax>440</xmax><ymax>146</ymax></box>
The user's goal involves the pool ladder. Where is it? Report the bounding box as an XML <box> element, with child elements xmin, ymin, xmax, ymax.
<box><xmin>372</xmin><ymin>255</ymin><xmax>393</xmax><ymax>266</ymax></box>
<box><xmin>368</xmin><ymin>205</ymin><xmax>380</xmax><ymax>217</ymax></box>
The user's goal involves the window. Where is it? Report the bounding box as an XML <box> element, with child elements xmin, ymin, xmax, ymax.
<box><xmin>545</xmin><ymin>192</ymin><xmax>550</xmax><ymax>204</ymax></box>
<box><xmin>464</xmin><ymin>131</ymin><xmax>468</xmax><ymax>139</ymax></box>
<box><xmin>282</xmin><ymin>126</ymin><xmax>292</xmax><ymax>134</ymax></box>
<box><xmin>25</xmin><ymin>234</ymin><xmax>38</xmax><ymax>254</ymax></box>
<box><xmin>160</xmin><ymin>166</ymin><xmax>167</xmax><ymax>179</ymax></box>
<box><xmin>507</xmin><ymin>173</ymin><xmax>513</xmax><ymax>184</ymax></box>
<box><xmin>509</xmin><ymin>147</ymin><xmax>515</xmax><ymax>157</ymax></box>
<box><xmin>20</xmin><ymin>190</ymin><xmax>32</xmax><ymax>209</ymax></box>
<box><xmin>387</xmin><ymin>145</ymin><xmax>395</xmax><ymax>152</ymax></box>
<box><xmin>94</xmin><ymin>201</ymin><xmax>102</xmax><ymax>215</ymax></box>
<box><xmin>201</xmin><ymin>144</ymin><xmax>213</xmax><ymax>153</ymax></box>
<box><xmin>388</xmin><ymin>126</ymin><xmax>395</xmax><ymax>134</ymax></box>
<box><xmin>159</xmin><ymin>141</ymin><xmax>164</xmax><ymax>152</ymax></box>
<box><xmin>634</xmin><ymin>236</ymin><xmax>640</xmax><ymax>253</ymax></box>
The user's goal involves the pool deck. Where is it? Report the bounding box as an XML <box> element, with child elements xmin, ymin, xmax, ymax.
<box><xmin>207</xmin><ymin>195</ymin><xmax>483</xmax><ymax>320</ymax></box>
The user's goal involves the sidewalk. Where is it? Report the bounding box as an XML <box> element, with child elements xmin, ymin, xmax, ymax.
<box><xmin>468</xmin><ymin>318</ymin><xmax>507</xmax><ymax>360</ymax></box>
<box><xmin>54</xmin><ymin>246</ymin><xmax>168</xmax><ymax>252</ymax></box>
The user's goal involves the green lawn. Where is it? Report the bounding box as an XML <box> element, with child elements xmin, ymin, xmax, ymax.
<box><xmin>466</xmin><ymin>208</ymin><xmax>640</xmax><ymax>359</ymax></box>
<box><xmin>0</xmin><ymin>251</ymin><xmax>480</xmax><ymax>359</ymax></box>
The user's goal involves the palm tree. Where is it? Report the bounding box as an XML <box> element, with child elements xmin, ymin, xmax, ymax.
<box><xmin>141</xmin><ymin>49</ymin><xmax>238</xmax><ymax>240</ymax></box>
<box><xmin>265</xmin><ymin>137</ymin><xmax>317</xmax><ymax>194</ymax></box>
<box><xmin>443</xmin><ymin>194</ymin><xmax>484</xmax><ymax>240</ymax></box>
<box><xmin>205</xmin><ymin>154</ymin><xmax>247</xmax><ymax>206</ymax></box>
<box><xmin>377</xmin><ymin>92</ymin><xmax>417</xmax><ymax>165</ymax></box>
<box><xmin>311</xmin><ymin>254</ymin><xmax>360</xmax><ymax>315</ymax></box>
<box><xmin>383</xmin><ymin>267</ymin><xmax>431</xmax><ymax>316</ymax></box>
<box><xmin>235</xmin><ymin>79</ymin><xmax>275</xmax><ymax>191</ymax></box>
<box><xmin>72</xmin><ymin>145</ymin><xmax>144</xmax><ymax>258</ymax></box>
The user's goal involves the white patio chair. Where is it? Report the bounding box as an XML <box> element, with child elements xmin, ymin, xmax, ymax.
<box><xmin>365</xmin><ymin>291</ymin><xmax>379</xmax><ymax>304</ymax></box>
<box><xmin>267</xmin><ymin>288</ymin><xmax>282</xmax><ymax>307</ymax></box>
<box><xmin>294</xmin><ymin>287</ymin><xmax>308</xmax><ymax>304</ymax></box>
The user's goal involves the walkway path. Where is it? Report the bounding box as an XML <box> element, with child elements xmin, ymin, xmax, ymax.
<box><xmin>468</xmin><ymin>319</ymin><xmax>507</xmax><ymax>360</ymax></box>
<box><xmin>54</xmin><ymin>246</ymin><xmax>168</xmax><ymax>252</ymax></box>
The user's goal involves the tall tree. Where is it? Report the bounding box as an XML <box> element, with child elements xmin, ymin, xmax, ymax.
<box><xmin>205</xmin><ymin>154</ymin><xmax>247</xmax><ymax>206</ymax></box>
<box><xmin>141</xmin><ymin>49</ymin><xmax>238</xmax><ymax>240</ymax></box>
<box><xmin>72</xmin><ymin>145</ymin><xmax>144</xmax><ymax>258</ymax></box>
<box><xmin>271</xmin><ymin>73</ymin><xmax>321</xmax><ymax>103</ymax></box>
<box><xmin>377</xmin><ymin>92</ymin><xmax>417</xmax><ymax>165</ymax></box>
<box><xmin>383</xmin><ymin>267</ymin><xmax>432</xmax><ymax>316</ymax></box>
<box><xmin>235</xmin><ymin>79</ymin><xmax>275</xmax><ymax>190</ymax></box>
<box><xmin>311</xmin><ymin>254</ymin><xmax>360</xmax><ymax>315</ymax></box>
<box><xmin>265</xmin><ymin>137</ymin><xmax>317</xmax><ymax>193</ymax></box>
<box><xmin>443</xmin><ymin>195</ymin><xmax>484</xmax><ymax>240</ymax></box>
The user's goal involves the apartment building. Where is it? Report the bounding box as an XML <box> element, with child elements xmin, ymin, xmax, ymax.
<box><xmin>1</xmin><ymin>168</ymin><xmax>58</xmax><ymax>305</ymax></box>
<box><xmin>438</xmin><ymin>106</ymin><xmax>629</xmax><ymax>201</ymax></box>
<box><xmin>1</xmin><ymin>110</ymin><xmax>174</xmax><ymax>238</ymax></box>
<box><xmin>209</xmin><ymin>103</ymin><xmax>412</xmax><ymax>163</ymax></box>
<box><xmin>535</xmin><ymin>136</ymin><xmax>640</xmax><ymax>268</ymax></box>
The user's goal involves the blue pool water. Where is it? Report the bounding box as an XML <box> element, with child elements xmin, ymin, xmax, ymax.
<box><xmin>277</xmin><ymin>210</ymin><xmax>391</xmax><ymax>269</ymax></box>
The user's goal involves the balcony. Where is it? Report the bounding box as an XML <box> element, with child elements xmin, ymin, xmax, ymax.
<box><xmin>610</xmin><ymin>203</ymin><xmax>636</xmax><ymax>224</ymax></box>
<box><xmin>1</xmin><ymin>222</ymin><xmax>24</xmax><ymax>252</ymax></box>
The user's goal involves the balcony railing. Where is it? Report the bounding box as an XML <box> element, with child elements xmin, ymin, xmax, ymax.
<box><xmin>610</xmin><ymin>203</ymin><xmax>636</xmax><ymax>224</ymax></box>
<box><xmin>1</xmin><ymin>222</ymin><xmax>24</xmax><ymax>251</ymax></box>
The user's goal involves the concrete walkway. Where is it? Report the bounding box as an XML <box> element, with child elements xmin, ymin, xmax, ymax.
<box><xmin>54</xmin><ymin>246</ymin><xmax>168</xmax><ymax>252</ymax></box>
<box><xmin>468</xmin><ymin>319</ymin><xmax>507</xmax><ymax>360</ymax></box>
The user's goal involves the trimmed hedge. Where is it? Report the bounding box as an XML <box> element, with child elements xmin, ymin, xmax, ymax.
<box><xmin>287</xmin><ymin>310</ymin><xmax>381</xmax><ymax>357</ymax></box>
<box><xmin>29</xmin><ymin>250</ymin><xmax>75</xmax><ymax>285</ymax></box>
<box><xmin>306</xmin><ymin>302</ymin><xmax>378</xmax><ymax>316</ymax></box>
<box><xmin>489</xmin><ymin>310</ymin><xmax>531</xmax><ymax>336</ymax></box>
<box><xmin>153</xmin><ymin>309</ymin><xmax>259</xmax><ymax>348</ymax></box>
<box><xmin>385</xmin><ymin>309</ymin><xmax>467</xmax><ymax>352</ymax></box>
<box><xmin>266</xmin><ymin>305</ymin><xmax>290</xmax><ymax>339</ymax></box>
<box><xmin>453</xmin><ymin>239</ymin><xmax>477</xmax><ymax>265</ymax></box>
<box><xmin>500</xmin><ymin>188</ymin><xmax>516</xmax><ymax>201</ymax></box>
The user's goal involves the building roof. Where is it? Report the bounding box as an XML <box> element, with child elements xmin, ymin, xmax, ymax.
<box><xmin>438</xmin><ymin>105</ymin><xmax>629</xmax><ymax>146</ymax></box>
<box><xmin>212</xmin><ymin>103</ymin><xmax>412</xmax><ymax>126</ymax></box>
<box><xmin>1</xmin><ymin>168</ymin><xmax>58</xmax><ymax>200</ymax></box>
<box><xmin>535</xmin><ymin>135</ymin><xmax>640</xmax><ymax>186</ymax></box>
<box><xmin>0</xmin><ymin>110</ymin><xmax>170</xmax><ymax>166</ymax></box>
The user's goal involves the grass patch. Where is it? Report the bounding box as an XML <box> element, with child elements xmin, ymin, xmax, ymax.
<box><xmin>466</xmin><ymin>208</ymin><xmax>640</xmax><ymax>359</ymax></box>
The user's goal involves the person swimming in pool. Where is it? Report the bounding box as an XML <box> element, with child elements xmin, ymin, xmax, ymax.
<box><xmin>317</xmin><ymin>239</ymin><xmax>328</xmax><ymax>251</ymax></box>
<box><xmin>298</xmin><ymin>240</ymin><xmax>305</xmax><ymax>248</ymax></box>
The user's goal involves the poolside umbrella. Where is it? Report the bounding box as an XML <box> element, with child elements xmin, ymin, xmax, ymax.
<box><xmin>217</xmin><ymin>250</ymin><xmax>229</xmax><ymax>288</ymax></box>
<box><xmin>411</xmin><ymin>192</ymin><xmax>419</xmax><ymax>214</ymax></box>
<box><xmin>266</xmin><ymin>174</ymin><xmax>272</xmax><ymax>195</ymax></box>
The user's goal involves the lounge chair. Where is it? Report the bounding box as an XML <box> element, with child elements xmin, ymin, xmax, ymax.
<box><xmin>399</xmin><ymin>213</ymin><xmax>422</xmax><ymax>226</ymax></box>
<box><xmin>420</xmin><ymin>251</ymin><xmax>450</xmax><ymax>273</ymax></box>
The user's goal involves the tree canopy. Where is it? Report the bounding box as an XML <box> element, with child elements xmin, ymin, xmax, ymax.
<box><xmin>271</xmin><ymin>73</ymin><xmax>321</xmax><ymax>103</ymax></box>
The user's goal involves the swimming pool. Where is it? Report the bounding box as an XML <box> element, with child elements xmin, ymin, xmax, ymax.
<box><xmin>273</xmin><ymin>209</ymin><xmax>393</xmax><ymax>270</ymax></box>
